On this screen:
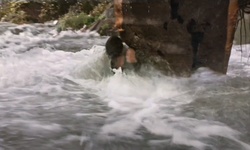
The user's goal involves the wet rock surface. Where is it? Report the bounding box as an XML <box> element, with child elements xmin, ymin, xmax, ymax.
<box><xmin>117</xmin><ymin>0</ymin><xmax>231</xmax><ymax>76</ymax></box>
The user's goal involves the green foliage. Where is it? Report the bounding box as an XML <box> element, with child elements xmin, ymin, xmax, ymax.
<box><xmin>0</xmin><ymin>2</ymin><xmax>10</xmax><ymax>20</ymax></box>
<box><xmin>68</xmin><ymin>1</ymin><xmax>94</xmax><ymax>14</ymax></box>
<box><xmin>58</xmin><ymin>12</ymin><xmax>96</xmax><ymax>31</ymax></box>
<box><xmin>39</xmin><ymin>1</ymin><xmax>60</xmax><ymax>22</ymax></box>
<box><xmin>0</xmin><ymin>0</ymin><xmax>101</xmax><ymax>24</ymax></box>
<box><xmin>2</xmin><ymin>11</ymin><xmax>28</xmax><ymax>24</ymax></box>
<box><xmin>0</xmin><ymin>2</ymin><xmax>31</xmax><ymax>23</ymax></box>
<box><xmin>0</xmin><ymin>0</ymin><xmax>113</xmax><ymax>35</ymax></box>
<box><xmin>57</xmin><ymin>1</ymin><xmax>112</xmax><ymax>32</ymax></box>
<box><xmin>90</xmin><ymin>2</ymin><xmax>111</xmax><ymax>18</ymax></box>
<box><xmin>98</xmin><ymin>23</ymin><xmax>112</xmax><ymax>36</ymax></box>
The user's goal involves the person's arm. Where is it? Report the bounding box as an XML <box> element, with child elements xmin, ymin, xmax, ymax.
<box><xmin>126</xmin><ymin>48</ymin><xmax>137</xmax><ymax>63</ymax></box>
<box><xmin>111</xmin><ymin>55</ymin><xmax>125</xmax><ymax>69</ymax></box>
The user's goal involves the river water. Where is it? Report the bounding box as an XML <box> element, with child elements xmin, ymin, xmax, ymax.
<box><xmin>0</xmin><ymin>22</ymin><xmax>250</xmax><ymax>150</ymax></box>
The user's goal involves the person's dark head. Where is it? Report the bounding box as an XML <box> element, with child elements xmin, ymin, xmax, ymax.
<box><xmin>105</xmin><ymin>36</ymin><xmax>123</xmax><ymax>59</ymax></box>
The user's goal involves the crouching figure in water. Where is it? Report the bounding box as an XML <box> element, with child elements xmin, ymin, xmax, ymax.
<box><xmin>105</xmin><ymin>36</ymin><xmax>139</xmax><ymax>72</ymax></box>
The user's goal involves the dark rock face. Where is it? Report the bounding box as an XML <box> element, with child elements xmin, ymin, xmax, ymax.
<box><xmin>114</xmin><ymin>0</ymin><xmax>237</xmax><ymax>76</ymax></box>
<box><xmin>19</xmin><ymin>1</ymin><xmax>43</xmax><ymax>23</ymax></box>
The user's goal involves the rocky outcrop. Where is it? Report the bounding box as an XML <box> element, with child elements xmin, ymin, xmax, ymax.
<box><xmin>114</xmin><ymin>0</ymin><xmax>240</xmax><ymax>76</ymax></box>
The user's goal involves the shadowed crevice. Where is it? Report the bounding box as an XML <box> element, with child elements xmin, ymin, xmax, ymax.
<box><xmin>170</xmin><ymin>0</ymin><xmax>184</xmax><ymax>24</ymax></box>
<box><xmin>187</xmin><ymin>19</ymin><xmax>204</xmax><ymax>69</ymax></box>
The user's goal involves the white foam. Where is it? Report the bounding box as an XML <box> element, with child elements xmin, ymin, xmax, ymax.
<box><xmin>228</xmin><ymin>44</ymin><xmax>250</xmax><ymax>77</ymax></box>
<box><xmin>1</xmin><ymin>23</ymin><xmax>250</xmax><ymax>150</ymax></box>
<box><xmin>1</xmin><ymin>119</ymin><xmax>63</xmax><ymax>137</ymax></box>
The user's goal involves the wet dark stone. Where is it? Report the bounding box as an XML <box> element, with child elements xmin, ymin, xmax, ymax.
<box><xmin>118</xmin><ymin>0</ymin><xmax>230</xmax><ymax>76</ymax></box>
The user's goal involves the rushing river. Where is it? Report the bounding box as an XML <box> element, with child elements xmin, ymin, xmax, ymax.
<box><xmin>0</xmin><ymin>22</ymin><xmax>250</xmax><ymax>150</ymax></box>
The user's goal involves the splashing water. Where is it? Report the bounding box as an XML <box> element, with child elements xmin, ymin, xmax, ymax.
<box><xmin>0</xmin><ymin>22</ymin><xmax>250</xmax><ymax>150</ymax></box>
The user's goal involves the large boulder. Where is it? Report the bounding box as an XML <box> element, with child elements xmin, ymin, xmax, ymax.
<box><xmin>114</xmin><ymin>0</ymin><xmax>240</xmax><ymax>76</ymax></box>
